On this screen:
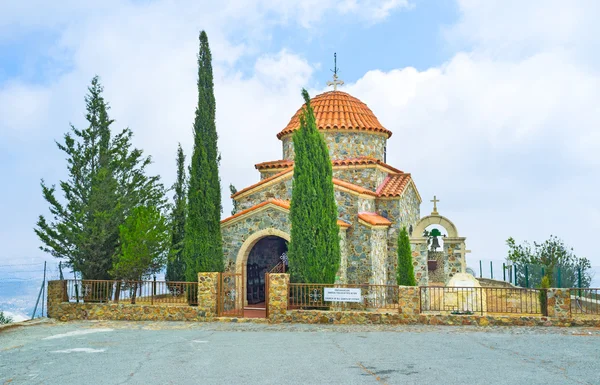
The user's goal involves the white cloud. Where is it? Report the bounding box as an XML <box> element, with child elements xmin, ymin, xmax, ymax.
<box><xmin>1</xmin><ymin>0</ymin><xmax>599</xmax><ymax>281</ymax></box>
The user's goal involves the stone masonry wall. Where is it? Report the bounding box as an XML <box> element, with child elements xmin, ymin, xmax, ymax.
<box><xmin>47</xmin><ymin>280</ymin><xmax>599</xmax><ymax>327</ymax></box>
<box><xmin>197</xmin><ymin>272</ymin><xmax>219</xmax><ymax>317</ymax></box>
<box><xmin>333</xmin><ymin>167</ymin><xmax>388</xmax><ymax>191</ymax></box>
<box><xmin>47</xmin><ymin>280</ymin><xmax>67</xmax><ymax>319</ymax></box>
<box><xmin>377</xmin><ymin>183</ymin><xmax>421</xmax><ymax>287</ymax></box>
<box><xmin>547</xmin><ymin>288</ymin><xmax>571</xmax><ymax>318</ymax></box>
<box><xmin>236</xmin><ymin>178</ymin><xmax>293</xmax><ymax>211</ymax></box>
<box><xmin>268</xmin><ymin>273</ymin><xmax>289</xmax><ymax>320</ymax></box>
<box><xmin>221</xmin><ymin>207</ymin><xmax>291</xmax><ymax>266</ymax></box>
<box><xmin>282</xmin><ymin>132</ymin><xmax>387</xmax><ymax>162</ymax></box>
<box><xmin>337</xmin><ymin>229</ymin><xmax>348</xmax><ymax>283</ymax></box>
<box><xmin>370</xmin><ymin>227</ymin><xmax>387</xmax><ymax>285</ymax></box>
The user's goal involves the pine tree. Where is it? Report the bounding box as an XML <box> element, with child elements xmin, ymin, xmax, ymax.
<box><xmin>287</xmin><ymin>89</ymin><xmax>340</xmax><ymax>284</ymax></box>
<box><xmin>35</xmin><ymin>76</ymin><xmax>166</xmax><ymax>280</ymax></box>
<box><xmin>183</xmin><ymin>30</ymin><xmax>224</xmax><ymax>280</ymax></box>
<box><xmin>397</xmin><ymin>226</ymin><xmax>416</xmax><ymax>286</ymax></box>
<box><xmin>166</xmin><ymin>144</ymin><xmax>187</xmax><ymax>282</ymax></box>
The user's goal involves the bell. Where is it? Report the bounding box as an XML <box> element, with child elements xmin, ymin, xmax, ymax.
<box><xmin>430</xmin><ymin>236</ymin><xmax>441</xmax><ymax>251</ymax></box>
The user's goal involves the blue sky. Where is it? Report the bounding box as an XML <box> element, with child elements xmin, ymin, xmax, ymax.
<box><xmin>1</xmin><ymin>0</ymin><xmax>600</xmax><ymax>315</ymax></box>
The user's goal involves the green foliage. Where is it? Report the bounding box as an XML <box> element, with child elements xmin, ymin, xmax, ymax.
<box><xmin>539</xmin><ymin>275</ymin><xmax>551</xmax><ymax>316</ymax></box>
<box><xmin>35</xmin><ymin>76</ymin><xmax>166</xmax><ymax>279</ymax></box>
<box><xmin>112</xmin><ymin>205</ymin><xmax>170</xmax><ymax>281</ymax></box>
<box><xmin>229</xmin><ymin>184</ymin><xmax>240</xmax><ymax>216</ymax></box>
<box><xmin>184</xmin><ymin>30</ymin><xmax>224</xmax><ymax>280</ymax></box>
<box><xmin>397</xmin><ymin>226</ymin><xmax>416</xmax><ymax>286</ymax></box>
<box><xmin>506</xmin><ymin>235</ymin><xmax>591</xmax><ymax>288</ymax></box>
<box><xmin>0</xmin><ymin>311</ymin><xmax>13</xmax><ymax>324</ymax></box>
<box><xmin>287</xmin><ymin>89</ymin><xmax>340</xmax><ymax>284</ymax></box>
<box><xmin>166</xmin><ymin>144</ymin><xmax>187</xmax><ymax>282</ymax></box>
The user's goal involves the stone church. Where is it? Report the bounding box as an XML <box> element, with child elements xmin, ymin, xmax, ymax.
<box><xmin>221</xmin><ymin>89</ymin><xmax>467</xmax><ymax>298</ymax></box>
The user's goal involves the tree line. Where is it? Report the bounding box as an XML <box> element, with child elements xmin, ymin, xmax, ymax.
<box><xmin>35</xmin><ymin>31</ymin><xmax>222</xmax><ymax>283</ymax></box>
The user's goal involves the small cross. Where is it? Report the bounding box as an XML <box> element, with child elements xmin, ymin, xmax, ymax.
<box><xmin>454</xmin><ymin>244</ymin><xmax>472</xmax><ymax>273</ymax></box>
<box><xmin>431</xmin><ymin>195</ymin><xmax>440</xmax><ymax>215</ymax></box>
<box><xmin>327</xmin><ymin>52</ymin><xmax>344</xmax><ymax>91</ymax></box>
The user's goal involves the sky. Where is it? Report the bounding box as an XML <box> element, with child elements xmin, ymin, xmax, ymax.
<box><xmin>1</xmin><ymin>0</ymin><xmax>600</xmax><ymax>312</ymax></box>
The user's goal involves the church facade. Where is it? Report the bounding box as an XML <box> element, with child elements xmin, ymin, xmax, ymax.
<box><xmin>220</xmin><ymin>90</ymin><xmax>437</xmax><ymax>295</ymax></box>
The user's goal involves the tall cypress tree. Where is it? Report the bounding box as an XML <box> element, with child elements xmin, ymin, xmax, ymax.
<box><xmin>166</xmin><ymin>144</ymin><xmax>187</xmax><ymax>282</ymax></box>
<box><xmin>183</xmin><ymin>30</ymin><xmax>224</xmax><ymax>280</ymax></box>
<box><xmin>397</xmin><ymin>226</ymin><xmax>416</xmax><ymax>286</ymax></box>
<box><xmin>288</xmin><ymin>89</ymin><xmax>340</xmax><ymax>284</ymax></box>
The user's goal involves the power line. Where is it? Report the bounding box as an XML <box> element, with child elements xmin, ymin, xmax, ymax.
<box><xmin>0</xmin><ymin>262</ymin><xmax>46</xmax><ymax>268</ymax></box>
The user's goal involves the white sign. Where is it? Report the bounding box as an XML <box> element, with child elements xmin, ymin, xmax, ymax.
<box><xmin>324</xmin><ymin>288</ymin><xmax>362</xmax><ymax>303</ymax></box>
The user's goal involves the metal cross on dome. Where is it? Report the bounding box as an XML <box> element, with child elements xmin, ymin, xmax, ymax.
<box><xmin>327</xmin><ymin>53</ymin><xmax>344</xmax><ymax>91</ymax></box>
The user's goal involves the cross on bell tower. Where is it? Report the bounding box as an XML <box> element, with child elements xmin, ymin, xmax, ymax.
<box><xmin>327</xmin><ymin>53</ymin><xmax>344</xmax><ymax>91</ymax></box>
<box><xmin>431</xmin><ymin>195</ymin><xmax>440</xmax><ymax>215</ymax></box>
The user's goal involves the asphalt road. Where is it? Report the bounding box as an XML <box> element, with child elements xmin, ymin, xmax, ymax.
<box><xmin>1</xmin><ymin>321</ymin><xmax>599</xmax><ymax>385</ymax></box>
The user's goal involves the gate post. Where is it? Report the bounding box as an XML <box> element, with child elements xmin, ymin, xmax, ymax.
<box><xmin>197</xmin><ymin>272</ymin><xmax>219</xmax><ymax>317</ymax></box>
<box><xmin>267</xmin><ymin>273</ymin><xmax>289</xmax><ymax>322</ymax></box>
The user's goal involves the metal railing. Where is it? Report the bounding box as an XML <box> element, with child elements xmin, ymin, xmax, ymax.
<box><xmin>65</xmin><ymin>279</ymin><xmax>198</xmax><ymax>306</ymax></box>
<box><xmin>288</xmin><ymin>283</ymin><xmax>399</xmax><ymax>311</ymax></box>
<box><xmin>269</xmin><ymin>262</ymin><xmax>285</xmax><ymax>274</ymax></box>
<box><xmin>420</xmin><ymin>286</ymin><xmax>542</xmax><ymax>315</ymax></box>
<box><xmin>571</xmin><ymin>288</ymin><xmax>600</xmax><ymax>315</ymax></box>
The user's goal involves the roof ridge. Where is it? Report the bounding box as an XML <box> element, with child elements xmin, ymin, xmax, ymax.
<box><xmin>231</xmin><ymin>167</ymin><xmax>294</xmax><ymax>198</ymax></box>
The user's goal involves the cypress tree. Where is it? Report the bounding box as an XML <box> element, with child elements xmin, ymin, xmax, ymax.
<box><xmin>166</xmin><ymin>144</ymin><xmax>187</xmax><ymax>282</ymax></box>
<box><xmin>397</xmin><ymin>226</ymin><xmax>416</xmax><ymax>286</ymax></box>
<box><xmin>288</xmin><ymin>89</ymin><xmax>340</xmax><ymax>284</ymax></box>
<box><xmin>229</xmin><ymin>184</ymin><xmax>240</xmax><ymax>216</ymax></box>
<box><xmin>183</xmin><ymin>30</ymin><xmax>224</xmax><ymax>280</ymax></box>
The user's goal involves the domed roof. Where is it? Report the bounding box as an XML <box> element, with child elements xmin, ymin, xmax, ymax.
<box><xmin>277</xmin><ymin>91</ymin><xmax>392</xmax><ymax>139</ymax></box>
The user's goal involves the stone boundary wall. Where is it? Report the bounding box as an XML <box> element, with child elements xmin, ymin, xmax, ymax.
<box><xmin>271</xmin><ymin>310</ymin><xmax>600</xmax><ymax>327</ymax></box>
<box><xmin>47</xmin><ymin>278</ymin><xmax>599</xmax><ymax>327</ymax></box>
<box><xmin>50</xmin><ymin>302</ymin><xmax>210</xmax><ymax>322</ymax></box>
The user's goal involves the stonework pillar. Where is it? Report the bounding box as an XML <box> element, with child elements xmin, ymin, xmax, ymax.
<box><xmin>337</xmin><ymin>229</ymin><xmax>348</xmax><ymax>283</ymax></box>
<box><xmin>268</xmin><ymin>273</ymin><xmax>289</xmax><ymax>321</ymax></box>
<box><xmin>197</xmin><ymin>272</ymin><xmax>219</xmax><ymax>317</ymax></box>
<box><xmin>398</xmin><ymin>286</ymin><xmax>421</xmax><ymax>318</ymax></box>
<box><xmin>412</xmin><ymin>242</ymin><xmax>429</xmax><ymax>286</ymax></box>
<box><xmin>47</xmin><ymin>280</ymin><xmax>67</xmax><ymax>319</ymax></box>
<box><xmin>547</xmin><ymin>288</ymin><xmax>571</xmax><ymax>318</ymax></box>
<box><xmin>370</xmin><ymin>227</ymin><xmax>387</xmax><ymax>285</ymax></box>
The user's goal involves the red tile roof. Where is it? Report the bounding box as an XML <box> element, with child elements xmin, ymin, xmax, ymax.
<box><xmin>277</xmin><ymin>91</ymin><xmax>392</xmax><ymax>139</ymax></box>
<box><xmin>221</xmin><ymin>198</ymin><xmax>351</xmax><ymax>228</ymax></box>
<box><xmin>358</xmin><ymin>212</ymin><xmax>392</xmax><ymax>226</ymax></box>
<box><xmin>255</xmin><ymin>156</ymin><xmax>403</xmax><ymax>174</ymax></box>
<box><xmin>231</xmin><ymin>168</ymin><xmax>294</xmax><ymax>198</ymax></box>
<box><xmin>221</xmin><ymin>199</ymin><xmax>290</xmax><ymax>224</ymax></box>
<box><xmin>332</xmin><ymin>178</ymin><xmax>377</xmax><ymax>196</ymax></box>
<box><xmin>254</xmin><ymin>160</ymin><xmax>294</xmax><ymax>170</ymax></box>
<box><xmin>376</xmin><ymin>173</ymin><xmax>413</xmax><ymax>197</ymax></box>
<box><xmin>232</xmin><ymin>167</ymin><xmax>377</xmax><ymax>199</ymax></box>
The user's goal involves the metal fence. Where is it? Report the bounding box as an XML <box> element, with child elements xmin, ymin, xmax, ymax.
<box><xmin>571</xmin><ymin>288</ymin><xmax>600</xmax><ymax>315</ymax></box>
<box><xmin>288</xmin><ymin>283</ymin><xmax>399</xmax><ymax>311</ymax></box>
<box><xmin>65</xmin><ymin>279</ymin><xmax>198</xmax><ymax>306</ymax></box>
<box><xmin>420</xmin><ymin>286</ymin><xmax>542</xmax><ymax>315</ymax></box>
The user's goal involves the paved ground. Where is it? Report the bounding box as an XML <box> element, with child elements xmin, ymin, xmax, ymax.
<box><xmin>1</xmin><ymin>320</ymin><xmax>599</xmax><ymax>385</ymax></box>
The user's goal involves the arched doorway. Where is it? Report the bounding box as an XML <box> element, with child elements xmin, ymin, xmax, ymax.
<box><xmin>246</xmin><ymin>235</ymin><xmax>288</xmax><ymax>305</ymax></box>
